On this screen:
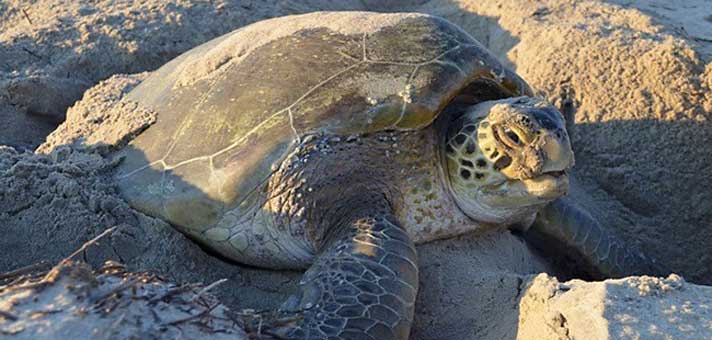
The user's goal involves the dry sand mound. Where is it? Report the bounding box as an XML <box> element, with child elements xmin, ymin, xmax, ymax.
<box><xmin>1</xmin><ymin>0</ymin><xmax>711</xmax><ymax>339</ymax></box>
<box><xmin>0</xmin><ymin>259</ymin><xmax>247</xmax><ymax>339</ymax></box>
<box><xmin>518</xmin><ymin>273</ymin><xmax>712</xmax><ymax>339</ymax></box>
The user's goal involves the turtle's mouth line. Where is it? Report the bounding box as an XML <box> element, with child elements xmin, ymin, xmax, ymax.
<box><xmin>541</xmin><ymin>170</ymin><xmax>567</xmax><ymax>178</ymax></box>
<box><xmin>475</xmin><ymin>170</ymin><xmax>569</xmax><ymax>209</ymax></box>
<box><xmin>484</xmin><ymin>169</ymin><xmax>569</xmax><ymax>191</ymax></box>
<box><xmin>499</xmin><ymin>169</ymin><xmax>568</xmax><ymax>184</ymax></box>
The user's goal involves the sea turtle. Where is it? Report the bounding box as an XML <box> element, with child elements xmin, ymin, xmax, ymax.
<box><xmin>114</xmin><ymin>11</ymin><xmax>662</xmax><ymax>340</ymax></box>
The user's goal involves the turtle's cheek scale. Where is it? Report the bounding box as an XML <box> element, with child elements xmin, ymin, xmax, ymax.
<box><xmin>444</xmin><ymin>118</ymin><xmax>523</xmax><ymax>224</ymax></box>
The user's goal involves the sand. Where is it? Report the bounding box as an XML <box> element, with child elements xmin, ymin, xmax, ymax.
<box><xmin>0</xmin><ymin>260</ymin><xmax>247</xmax><ymax>339</ymax></box>
<box><xmin>518</xmin><ymin>273</ymin><xmax>712</xmax><ymax>339</ymax></box>
<box><xmin>1</xmin><ymin>0</ymin><xmax>711</xmax><ymax>339</ymax></box>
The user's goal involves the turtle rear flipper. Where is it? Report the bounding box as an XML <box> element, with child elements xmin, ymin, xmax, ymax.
<box><xmin>263</xmin><ymin>213</ymin><xmax>418</xmax><ymax>340</ymax></box>
<box><xmin>525</xmin><ymin>197</ymin><xmax>669</xmax><ymax>279</ymax></box>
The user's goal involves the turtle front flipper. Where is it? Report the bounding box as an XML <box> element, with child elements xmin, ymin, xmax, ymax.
<box><xmin>525</xmin><ymin>197</ymin><xmax>669</xmax><ymax>279</ymax></box>
<box><xmin>255</xmin><ymin>214</ymin><xmax>418</xmax><ymax>340</ymax></box>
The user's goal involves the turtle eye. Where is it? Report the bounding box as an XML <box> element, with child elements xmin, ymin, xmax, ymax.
<box><xmin>503</xmin><ymin>127</ymin><xmax>521</xmax><ymax>145</ymax></box>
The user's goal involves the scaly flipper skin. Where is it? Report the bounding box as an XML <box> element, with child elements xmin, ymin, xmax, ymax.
<box><xmin>528</xmin><ymin>197</ymin><xmax>669</xmax><ymax>279</ymax></box>
<box><xmin>275</xmin><ymin>214</ymin><xmax>418</xmax><ymax>340</ymax></box>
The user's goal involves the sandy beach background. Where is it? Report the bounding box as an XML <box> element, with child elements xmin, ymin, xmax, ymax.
<box><xmin>1</xmin><ymin>0</ymin><xmax>711</xmax><ymax>338</ymax></box>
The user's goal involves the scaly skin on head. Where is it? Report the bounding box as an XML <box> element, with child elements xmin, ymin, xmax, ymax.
<box><xmin>444</xmin><ymin>96</ymin><xmax>574</xmax><ymax>225</ymax></box>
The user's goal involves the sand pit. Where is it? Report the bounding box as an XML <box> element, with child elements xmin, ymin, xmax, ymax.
<box><xmin>1</xmin><ymin>0</ymin><xmax>711</xmax><ymax>339</ymax></box>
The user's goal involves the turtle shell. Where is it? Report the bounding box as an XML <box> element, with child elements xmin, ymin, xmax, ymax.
<box><xmin>115</xmin><ymin>11</ymin><xmax>532</xmax><ymax>233</ymax></box>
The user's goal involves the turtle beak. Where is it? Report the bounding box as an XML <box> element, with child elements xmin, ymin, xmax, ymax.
<box><xmin>511</xmin><ymin>127</ymin><xmax>574</xmax><ymax>201</ymax></box>
<box><xmin>539</xmin><ymin>129</ymin><xmax>574</xmax><ymax>175</ymax></box>
<box><xmin>494</xmin><ymin>116</ymin><xmax>574</xmax><ymax>181</ymax></box>
<box><xmin>485</xmin><ymin>173</ymin><xmax>570</xmax><ymax>208</ymax></box>
<box><xmin>514</xmin><ymin>171</ymin><xmax>570</xmax><ymax>200</ymax></box>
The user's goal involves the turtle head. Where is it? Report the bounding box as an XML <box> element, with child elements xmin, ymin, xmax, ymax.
<box><xmin>443</xmin><ymin>96</ymin><xmax>574</xmax><ymax>224</ymax></box>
